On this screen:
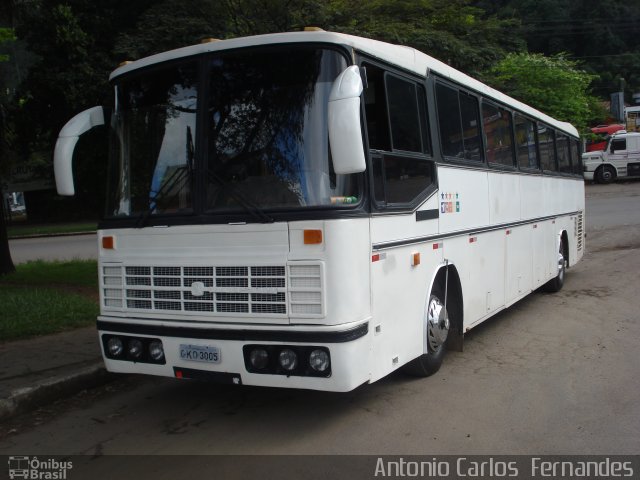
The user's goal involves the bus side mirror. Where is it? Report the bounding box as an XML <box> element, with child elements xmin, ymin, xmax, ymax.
<box><xmin>53</xmin><ymin>106</ymin><xmax>105</xmax><ymax>196</ymax></box>
<box><xmin>328</xmin><ymin>66</ymin><xmax>366</xmax><ymax>174</ymax></box>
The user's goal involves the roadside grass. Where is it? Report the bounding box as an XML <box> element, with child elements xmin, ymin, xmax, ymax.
<box><xmin>0</xmin><ymin>260</ymin><xmax>99</xmax><ymax>341</ymax></box>
<box><xmin>7</xmin><ymin>221</ymin><xmax>96</xmax><ymax>238</ymax></box>
<box><xmin>1</xmin><ymin>259</ymin><xmax>98</xmax><ymax>288</ymax></box>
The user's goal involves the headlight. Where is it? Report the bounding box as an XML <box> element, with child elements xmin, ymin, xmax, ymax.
<box><xmin>309</xmin><ymin>349</ymin><xmax>330</xmax><ymax>372</ymax></box>
<box><xmin>128</xmin><ymin>339</ymin><xmax>143</xmax><ymax>360</ymax></box>
<box><xmin>107</xmin><ymin>337</ymin><xmax>124</xmax><ymax>357</ymax></box>
<box><xmin>278</xmin><ymin>349</ymin><xmax>298</xmax><ymax>371</ymax></box>
<box><xmin>148</xmin><ymin>340</ymin><xmax>164</xmax><ymax>361</ymax></box>
<box><xmin>249</xmin><ymin>348</ymin><xmax>269</xmax><ymax>370</ymax></box>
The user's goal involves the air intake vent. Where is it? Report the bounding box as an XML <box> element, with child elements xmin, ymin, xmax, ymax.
<box><xmin>576</xmin><ymin>212</ymin><xmax>584</xmax><ymax>251</ymax></box>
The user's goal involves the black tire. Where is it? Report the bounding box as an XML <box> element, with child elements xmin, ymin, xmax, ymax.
<box><xmin>544</xmin><ymin>236</ymin><xmax>566</xmax><ymax>293</ymax></box>
<box><xmin>403</xmin><ymin>283</ymin><xmax>449</xmax><ymax>377</ymax></box>
<box><xmin>596</xmin><ymin>165</ymin><xmax>616</xmax><ymax>184</ymax></box>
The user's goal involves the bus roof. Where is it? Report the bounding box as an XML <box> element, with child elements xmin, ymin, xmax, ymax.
<box><xmin>110</xmin><ymin>30</ymin><xmax>579</xmax><ymax>138</ymax></box>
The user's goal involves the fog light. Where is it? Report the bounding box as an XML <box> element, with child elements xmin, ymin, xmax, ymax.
<box><xmin>249</xmin><ymin>348</ymin><xmax>269</xmax><ymax>370</ymax></box>
<box><xmin>148</xmin><ymin>340</ymin><xmax>164</xmax><ymax>361</ymax></box>
<box><xmin>128</xmin><ymin>339</ymin><xmax>143</xmax><ymax>359</ymax></box>
<box><xmin>107</xmin><ymin>337</ymin><xmax>123</xmax><ymax>357</ymax></box>
<box><xmin>278</xmin><ymin>349</ymin><xmax>298</xmax><ymax>371</ymax></box>
<box><xmin>309</xmin><ymin>349</ymin><xmax>330</xmax><ymax>372</ymax></box>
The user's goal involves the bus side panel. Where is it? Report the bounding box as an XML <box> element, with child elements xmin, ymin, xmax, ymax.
<box><xmin>488</xmin><ymin>171</ymin><xmax>521</xmax><ymax>225</ymax></box>
<box><xmin>505</xmin><ymin>223</ymin><xmax>533</xmax><ymax>306</ymax></box>
<box><xmin>444</xmin><ymin>230</ymin><xmax>506</xmax><ymax>330</ymax></box>
<box><xmin>369</xmin><ymin>195</ymin><xmax>441</xmax><ymax>382</ymax></box>
<box><xmin>438</xmin><ymin>167</ymin><xmax>490</xmax><ymax>233</ymax></box>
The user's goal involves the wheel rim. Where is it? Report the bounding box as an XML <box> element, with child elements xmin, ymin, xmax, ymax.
<box><xmin>557</xmin><ymin>240</ymin><xmax>565</xmax><ymax>281</ymax></box>
<box><xmin>603</xmin><ymin>169</ymin><xmax>612</xmax><ymax>181</ymax></box>
<box><xmin>427</xmin><ymin>295</ymin><xmax>449</xmax><ymax>351</ymax></box>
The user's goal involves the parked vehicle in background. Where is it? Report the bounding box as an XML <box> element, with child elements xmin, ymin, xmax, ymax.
<box><xmin>583</xmin><ymin>131</ymin><xmax>640</xmax><ymax>183</ymax></box>
<box><xmin>585</xmin><ymin>124</ymin><xmax>625</xmax><ymax>152</ymax></box>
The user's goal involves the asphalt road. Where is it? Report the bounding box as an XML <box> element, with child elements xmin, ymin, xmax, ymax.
<box><xmin>8</xmin><ymin>233</ymin><xmax>97</xmax><ymax>264</ymax></box>
<box><xmin>1</xmin><ymin>182</ymin><xmax>639</xmax><ymax>476</ymax></box>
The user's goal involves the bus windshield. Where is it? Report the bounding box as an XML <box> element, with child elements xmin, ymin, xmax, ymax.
<box><xmin>106</xmin><ymin>47</ymin><xmax>359</xmax><ymax>220</ymax></box>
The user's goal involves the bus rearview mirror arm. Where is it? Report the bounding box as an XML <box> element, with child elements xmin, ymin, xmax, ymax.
<box><xmin>53</xmin><ymin>106</ymin><xmax>106</xmax><ymax>196</ymax></box>
<box><xmin>328</xmin><ymin>66</ymin><xmax>366</xmax><ymax>175</ymax></box>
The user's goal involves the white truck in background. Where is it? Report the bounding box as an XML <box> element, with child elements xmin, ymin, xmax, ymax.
<box><xmin>583</xmin><ymin>131</ymin><xmax>640</xmax><ymax>183</ymax></box>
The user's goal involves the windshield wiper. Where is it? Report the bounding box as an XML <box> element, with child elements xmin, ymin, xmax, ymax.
<box><xmin>207</xmin><ymin>170</ymin><xmax>275</xmax><ymax>224</ymax></box>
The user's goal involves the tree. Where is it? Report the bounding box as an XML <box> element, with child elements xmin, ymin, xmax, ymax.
<box><xmin>0</xmin><ymin>26</ymin><xmax>16</xmax><ymax>275</ymax></box>
<box><xmin>324</xmin><ymin>0</ymin><xmax>524</xmax><ymax>75</ymax></box>
<box><xmin>483</xmin><ymin>52</ymin><xmax>606</xmax><ymax>131</ymax></box>
<box><xmin>474</xmin><ymin>0</ymin><xmax>640</xmax><ymax>98</ymax></box>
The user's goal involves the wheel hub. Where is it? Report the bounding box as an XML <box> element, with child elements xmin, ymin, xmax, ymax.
<box><xmin>427</xmin><ymin>296</ymin><xmax>449</xmax><ymax>351</ymax></box>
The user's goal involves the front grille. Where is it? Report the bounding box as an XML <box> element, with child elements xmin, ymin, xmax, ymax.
<box><xmin>102</xmin><ymin>264</ymin><xmax>289</xmax><ymax>316</ymax></box>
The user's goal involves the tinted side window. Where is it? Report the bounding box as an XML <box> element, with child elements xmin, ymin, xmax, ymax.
<box><xmin>571</xmin><ymin>140</ymin><xmax>582</xmax><ymax>175</ymax></box>
<box><xmin>365</xmin><ymin>63</ymin><xmax>434</xmax><ymax>207</ymax></box>
<box><xmin>436</xmin><ymin>83</ymin><xmax>463</xmax><ymax>158</ymax></box>
<box><xmin>538</xmin><ymin>125</ymin><xmax>556</xmax><ymax>171</ymax></box>
<box><xmin>611</xmin><ymin>138</ymin><xmax>626</xmax><ymax>152</ymax></box>
<box><xmin>385</xmin><ymin>74</ymin><xmax>425</xmax><ymax>153</ymax></box>
<box><xmin>515</xmin><ymin>115</ymin><xmax>539</xmax><ymax>169</ymax></box>
<box><xmin>436</xmin><ymin>82</ymin><xmax>483</xmax><ymax>161</ymax></box>
<box><xmin>363</xmin><ymin>64</ymin><xmax>391</xmax><ymax>151</ymax></box>
<box><xmin>382</xmin><ymin>155</ymin><xmax>434</xmax><ymax>204</ymax></box>
<box><xmin>459</xmin><ymin>92</ymin><xmax>483</xmax><ymax>161</ymax></box>
<box><xmin>556</xmin><ymin>134</ymin><xmax>572</xmax><ymax>173</ymax></box>
<box><xmin>483</xmin><ymin>102</ymin><xmax>515</xmax><ymax>167</ymax></box>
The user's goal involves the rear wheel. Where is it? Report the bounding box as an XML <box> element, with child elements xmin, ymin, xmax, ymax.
<box><xmin>544</xmin><ymin>236</ymin><xmax>566</xmax><ymax>293</ymax></box>
<box><xmin>403</xmin><ymin>284</ymin><xmax>449</xmax><ymax>377</ymax></box>
<box><xmin>596</xmin><ymin>165</ymin><xmax>616</xmax><ymax>184</ymax></box>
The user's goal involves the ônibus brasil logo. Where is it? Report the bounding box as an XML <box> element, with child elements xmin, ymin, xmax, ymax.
<box><xmin>8</xmin><ymin>456</ymin><xmax>73</xmax><ymax>479</ymax></box>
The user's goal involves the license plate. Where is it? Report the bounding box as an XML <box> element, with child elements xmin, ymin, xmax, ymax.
<box><xmin>179</xmin><ymin>344</ymin><xmax>221</xmax><ymax>364</ymax></box>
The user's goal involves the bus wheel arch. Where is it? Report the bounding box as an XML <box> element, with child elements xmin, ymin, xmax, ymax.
<box><xmin>544</xmin><ymin>231</ymin><xmax>568</xmax><ymax>293</ymax></box>
<box><xmin>402</xmin><ymin>263</ymin><xmax>464</xmax><ymax>377</ymax></box>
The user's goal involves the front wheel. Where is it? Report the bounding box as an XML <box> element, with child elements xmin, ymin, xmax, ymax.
<box><xmin>544</xmin><ymin>236</ymin><xmax>566</xmax><ymax>293</ymax></box>
<box><xmin>596</xmin><ymin>165</ymin><xmax>616</xmax><ymax>184</ymax></box>
<box><xmin>403</xmin><ymin>284</ymin><xmax>449</xmax><ymax>377</ymax></box>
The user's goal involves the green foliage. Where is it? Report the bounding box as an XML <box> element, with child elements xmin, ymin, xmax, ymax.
<box><xmin>325</xmin><ymin>0</ymin><xmax>524</xmax><ymax>75</ymax></box>
<box><xmin>0</xmin><ymin>27</ymin><xmax>15</xmax><ymax>62</ymax></box>
<box><xmin>484</xmin><ymin>52</ymin><xmax>606</xmax><ymax>130</ymax></box>
<box><xmin>474</xmin><ymin>0</ymin><xmax>640</xmax><ymax>97</ymax></box>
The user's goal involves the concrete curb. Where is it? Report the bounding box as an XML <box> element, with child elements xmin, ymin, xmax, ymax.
<box><xmin>0</xmin><ymin>362</ymin><xmax>115</xmax><ymax>421</ymax></box>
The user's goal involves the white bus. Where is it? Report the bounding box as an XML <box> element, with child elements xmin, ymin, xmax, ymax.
<box><xmin>54</xmin><ymin>31</ymin><xmax>585</xmax><ymax>392</ymax></box>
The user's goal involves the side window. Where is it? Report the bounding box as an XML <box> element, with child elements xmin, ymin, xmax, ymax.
<box><xmin>538</xmin><ymin>125</ymin><xmax>557</xmax><ymax>171</ymax></box>
<box><xmin>363</xmin><ymin>62</ymin><xmax>434</xmax><ymax>207</ymax></box>
<box><xmin>556</xmin><ymin>134</ymin><xmax>572</xmax><ymax>173</ymax></box>
<box><xmin>515</xmin><ymin>115</ymin><xmax>539</xmax><ymax>169</ymax></box>
<box><xmin>571</xmin><ymin>139</ymin><xmax>582</xmax><ymax>175</ymax></box>
<box><xmin>482</xmin><ymin>102</ymin><xmax>515</xmax><ymax>167</ymax></box>
<box><xmin>385</xmin><ymin>73</ymin><xmax>428</xmax><ymax>153</ymax></box>
<box><xmin>436</xmin><ymin>82</ymin><xmax>483</xmax><ymax>161</ymax></box>
<box><xmin>611</xmin><ymin>138</ymin><xmax>626</xmax><ymax>152</ymax></box>
<box><xmin>363</xmin><ymin>64</ymin><xmax>391</xmax><ymax>151</ymax></box>
<box><xmin>436</xmin><ymin>83</ymin><xmax>462</xmax><ymax>158</ymax></box>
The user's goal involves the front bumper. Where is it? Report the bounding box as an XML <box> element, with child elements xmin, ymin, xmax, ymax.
<box><xmin>97</xmin><ymin>317</ymin><xmax>372</xmax><ymax>392</ymax></box>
